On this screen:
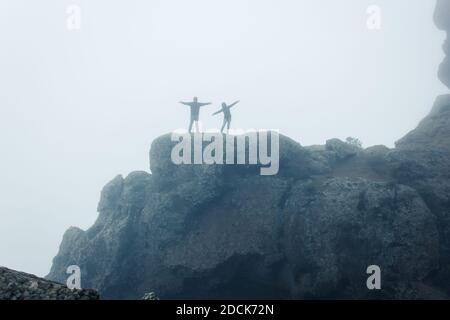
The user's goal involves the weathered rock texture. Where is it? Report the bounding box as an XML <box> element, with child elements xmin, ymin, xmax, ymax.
<box><xmin>46</xmin><ymin>1</ymin><xmax>450</xmax><ymax>300</ymax></box>
<box><xmin>0</xmin><ymin>267</ymin><xmax>99</xmax><ymax>300</ymax></box>
<box><xmin>47</xmin><ymin>113</ymin><xmax>450</xmax><ymax>299</ymax></box>
<box><xmin>435</xmin><ymin>0</ymin><xmax>450</xmax><ymax>89</ymax></box>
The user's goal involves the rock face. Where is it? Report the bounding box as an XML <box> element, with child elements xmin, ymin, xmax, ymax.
<box><xmin>0</xmin><ymin>267</ymin><xmax>99</xmax><ymax>300</ymax></box>
<box><xmin>47</xmin><ymin>123</ymin><xmax>450</xmax><ymax>299</ymax></box>
<box><xmin>435</xmin><ymin>0</ymin><xmax>450</xmax><ymax>89</ymax></box>
<box><xmin>46</xmin><ymin>2</ymin><xmax>450</xmax><ymax>299</ymax></box>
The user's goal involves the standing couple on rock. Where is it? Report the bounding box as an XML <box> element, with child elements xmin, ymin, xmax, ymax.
<box><xmin>179</xmin><ymin>97</ymin><xmax>240</xmax><ymax>133</ymax></box>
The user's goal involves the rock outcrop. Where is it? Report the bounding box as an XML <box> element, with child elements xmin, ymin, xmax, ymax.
<box><xmin>0</xmin><ymin>267</ymin><xmax>99</xmax><ymax>300</ymax></box>
<box><xmin>46</xmin><ymin>122</ymin><xmax>450</xmax><ymax>299</ymax></box>
<box><xmin>435</xmin><ymin>0</ymin><xmax>450</xmax><ymax>89</ymax></box>
<box><xmin>46</xmin><ymin>1</ymin><xmax>450</xmax><ymax>300</ymax></box>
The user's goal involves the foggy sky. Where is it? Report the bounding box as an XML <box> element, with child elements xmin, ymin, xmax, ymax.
<box><xmin>0</xmin><ymin>0</ymin><xmax>447</xmax><ymax>277</ymax></box>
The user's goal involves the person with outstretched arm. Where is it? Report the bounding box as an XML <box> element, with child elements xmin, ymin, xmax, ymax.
<box><xmin>212</xmin><ymin>100</ymin><xmax>240</xmax><ymax>133</ymax></box>
<box><xmin>179</xmin><ymin>97</ymin><xmax>212</xmax><ymax>133</ymax></box>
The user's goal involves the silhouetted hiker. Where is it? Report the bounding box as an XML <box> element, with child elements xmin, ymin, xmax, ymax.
<box><xmin>179</xmin><ymin>97</ymin><xmax>212</xmax><ymax>133</ymax></box>
<box><xmin>212</xmin><ymin>101</ymin><xmax>240</xmax><ymax>133</ymax></box>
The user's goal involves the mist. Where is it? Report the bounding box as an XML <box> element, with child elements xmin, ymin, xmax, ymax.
<box><xmin>0</xmin><ymin>0</ymin><xmax>446</xmax><ymax>277</ymax></box>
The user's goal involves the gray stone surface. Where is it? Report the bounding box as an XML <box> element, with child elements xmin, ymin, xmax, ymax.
<box><xmin>435</xmin><ymin>0</ymin><xmax>450</xmax><ymax>89</ymax></box>
<box><xmin>46</xmin><ymin>124</ymin><xmax>450</xmax><ymax>299</ymax></box>
<box><xmin>0</xmin><ymin>267</ymin><xmax>99</xmax><ymax>300</ymax></box>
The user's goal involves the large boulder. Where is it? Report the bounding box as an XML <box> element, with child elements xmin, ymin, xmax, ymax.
<box><xmin>47</xmin><ymin>130</ymin><xmax>448</xmax><ymax>299</ymax></box>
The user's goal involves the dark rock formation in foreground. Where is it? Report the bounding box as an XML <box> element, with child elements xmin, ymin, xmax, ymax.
<box><xmin>46</xmin><ymin>2</ymin><xmax>450</xmax><ymax>300</ymax></box>
<box><xmin>0</xmin><ymin>267</ymin><xmax>99</xmax><ymax>300</ymax></box>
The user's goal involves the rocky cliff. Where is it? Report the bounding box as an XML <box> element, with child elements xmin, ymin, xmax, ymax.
<box><xmin>46</xmin><ymin>2</ymin><xmax>450</xmax><ymax>299</ymax></box>
<box><xmin>46</xmin><ymin>118</ymin><xmax>450</xmax><ymax>299</ymax></box>
<box><xmin>435</xmin><ymin>0</ymin><xmax>450</xmax><ymax>89</ymax></box>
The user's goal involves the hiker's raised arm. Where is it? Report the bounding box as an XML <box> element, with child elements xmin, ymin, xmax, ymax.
<box><xmin>199</xmin><ymin>102</ymin><xmax>212</xmax><ymax>107</ymax></box>
<box><xmin>229</xmin><ymin>100</ymin><xmax>240</xmax><ymax>108</ymax></box>
<box><xmin>212</xmin><ymin>109</ymin><xmax>222</xmax><ymax>116</ymax></box>
<box><xmin>179</xmin><ymin>101</ymin><xmax>190</xmax><ymax>106</ymax></box>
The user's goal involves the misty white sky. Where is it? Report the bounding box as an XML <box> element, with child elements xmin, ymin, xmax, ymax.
<box><xmin>0</xmin><ymin>0</ymin><xmax>447</xmax><ymax>277</ymax></box>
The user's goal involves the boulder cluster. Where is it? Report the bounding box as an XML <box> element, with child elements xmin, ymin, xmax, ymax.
<box><xmin>0</xmin><ymin>267</ymin><xmax>99</xmax><ymax>300</ymax></box>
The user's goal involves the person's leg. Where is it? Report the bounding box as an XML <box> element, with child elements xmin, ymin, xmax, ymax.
<box><xmin>221</xmin><ymin>119</ymin><xmax>226</xmax><ymax>133</ymax></box>
<box><xmin>227</xmin><ymin>119</ymin><xmax>231</xmax><ymax>133</ymax></box>
<box><xmin>195</xmin><ymin>121</ymin><xmax>199</xmax><ymax>133</ymax></box>
<box><xmin>188</xmin><ymin>119</ymin><xmax>194</xmax><ymax>133</ymax></box>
